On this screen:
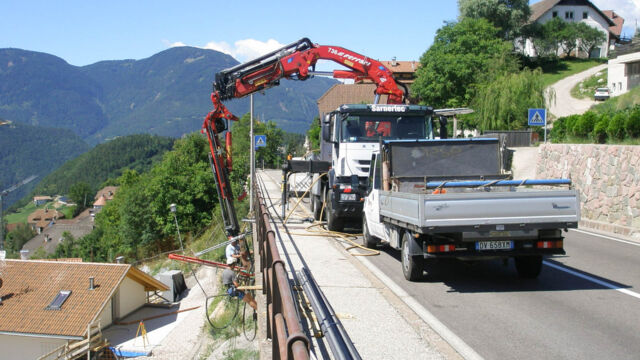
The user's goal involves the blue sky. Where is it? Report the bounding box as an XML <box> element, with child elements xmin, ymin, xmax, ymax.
<box><xmin>1</xmin><ymin>1</ymin><xmax>638</xmax><ymax>67</ymax></box>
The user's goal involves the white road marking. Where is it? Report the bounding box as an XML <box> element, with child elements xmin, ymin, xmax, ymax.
<box><xmin>569</xmin><ymin>228</ymin><xmax>640</xmax><ymax>247</ymax></box>
<box><xmin>357</xmin><ymin>256</ymin><xmax>484</xmax><ymax>360</ymax></box>
<box><xmin>543</xmin><ymin>261</ymin><xmax>640</xmax><ymax>300</ymax></box>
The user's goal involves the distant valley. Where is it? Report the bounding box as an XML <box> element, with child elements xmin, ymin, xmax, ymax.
<box><xmin>0</xmin><ymin>46</ymin><xmax>336</xmax><ymax>143</ymax></box>
<box><xmin>0</xmin><ymin>46</ymin><xmax>336</xmax><ymax>206</ymax></box>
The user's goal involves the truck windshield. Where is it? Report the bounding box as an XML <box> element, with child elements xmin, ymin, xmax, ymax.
<box><xmin>340</xmin><ymin>115</ymin><xmax>431</xmax><ymax>142</ymax></box>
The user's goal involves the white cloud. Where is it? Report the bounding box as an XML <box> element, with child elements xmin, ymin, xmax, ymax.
<box><xmin>168</xmin><ymin>38</ymin><xmax>285</xmax><ymax>62</ymax></box>
<box><xmin>592</xmin><ymin>0</ymin><xmax>640</xmax><ymax>35</ymax></box>
<box><xmin>231</xmin><ymin>39</ymin><xmax>284</xmax><ymax>61</ymax></box>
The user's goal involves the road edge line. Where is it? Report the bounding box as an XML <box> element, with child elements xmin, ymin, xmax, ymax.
<box><xmin>570</xmin><ymin>228</ymin><xmax>640</xmax><ymax>247</ymax></box>
<box><xmin>357</xmin><ymin>256</ymin><xmax>484</xmax><ymax>360</ymax></box>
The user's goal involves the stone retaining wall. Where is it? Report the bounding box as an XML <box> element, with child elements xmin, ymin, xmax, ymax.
<box><xmin>536</xmin><ymin>144</ymin><xmax>640</xmax><ymax>239</ymax></box>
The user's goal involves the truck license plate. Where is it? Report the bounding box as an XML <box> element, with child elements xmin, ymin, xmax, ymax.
<box><xmin>341</xmin><ymin>193</ymin><xmax>356</xmax><ymax>201</ymax></box>
<box><xmin>476</xmin><ymin>241</ymin><xmax>513</xmax><ymax>250</ymax></box>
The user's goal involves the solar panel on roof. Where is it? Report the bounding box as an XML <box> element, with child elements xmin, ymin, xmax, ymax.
<box><xmin>46</xmin><ymin>290</ymin><xmax>71</xmax><ymax>310</ymax></box>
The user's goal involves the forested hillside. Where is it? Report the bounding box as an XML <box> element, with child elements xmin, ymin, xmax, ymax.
<box><xmin>18</xmin><ymin>134</ymin><xmax>175</xmax><ymax>208</ymax></box>
<box><xmin>0</xmin><ymin>120</ymin><xmax>89</xmax><ymax>206</ymax></box>
<box><xmin>0</xmin><ymin>47</ymin><xmax>336</xmax><ymax>143</ymax></box>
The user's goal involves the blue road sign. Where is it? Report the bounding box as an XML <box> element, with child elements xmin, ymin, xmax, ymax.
<box><xmin>255</xmin><ymin>135</ymin><xmax>267</xmax><ymax>148</ymax></box>
<box><xmin>528</xmin><ymin>108</ymin><xmax>546</xmax><ymax>126</ymax></box>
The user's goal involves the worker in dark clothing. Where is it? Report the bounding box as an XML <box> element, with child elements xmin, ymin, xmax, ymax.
<box><xmin>222</xmin><ymin>267</ymin><xmax>257</xmax><ymax>311</ymax></box>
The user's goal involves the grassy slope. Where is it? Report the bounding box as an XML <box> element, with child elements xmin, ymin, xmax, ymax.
<box><xmin>590</xmin><ymin>85</ymin><xmax>640</xmax><ymax>114</ymax></box>
<box><xmin>539</xmin><ymin>59</ymin><xmax>606</xmax><ymax>88</ymax></box>
<box><xmin>4</xmin><ymin>201</ymin><xmax>74</xmax><ymax>224</ymax></box>
<box><xmin>570</xmin><ymin>69</ymin><xmax>608</xmax><ymax>99</ymax></box>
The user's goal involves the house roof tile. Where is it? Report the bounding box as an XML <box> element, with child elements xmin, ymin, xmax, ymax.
<box><xmin>602</xmin><ymin>10</ymin><xmax>624</xmax><ymax>38</ymax></box>
<box><xmin>94</xmin><ymin>186</ymin><xmax>118</xmax><ymax>201</ymax></box>
<box><xmin>27</xmin><ymin>209</ymin><xmax>64</xmax><ymax>224</ymax></box>
<box><xmin>0</xmin><ymin>260</ymin><xmax>167</xmax><ymax>338</ymax></box>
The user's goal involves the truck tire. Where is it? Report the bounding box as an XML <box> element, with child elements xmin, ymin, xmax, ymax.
<box><xmin>401</xmin><ymin>232</ymin><xmax>423</xmax><ymax>281</ymax></box>
<box><xmin>515</xmin><ymin>256</ymin><xmax>543</xmax><ymax>279</ymax></box>
<box><xmin>361</xmin><ymin>214</ymin><xmax>378</xmax><ymax>248</ymax></box>
<box><xmin>312</xmin><ymin>195</ymin><xmax>322</xmax><ymax>221</ymax></box>
<box><xmin>326</xmin><ymin>190</ymin><xmax>344</xmax><ymax>232</ymax></box>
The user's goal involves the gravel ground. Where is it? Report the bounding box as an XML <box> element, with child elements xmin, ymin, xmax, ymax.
<box><xmin>547</xmin><ymin>64</ymin><xmax>607</xmax><ymax>119</ymax></box>
<box><xmin>146</xmin><ymin>266</ymin><xmax>219</xmax><ymax>360</ymax></box>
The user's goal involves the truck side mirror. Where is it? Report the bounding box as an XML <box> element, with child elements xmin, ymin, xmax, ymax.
<box><xmin>322</xmin><ymin>120</ymin><xmax>333</xmax><ymax>143</ymax></box>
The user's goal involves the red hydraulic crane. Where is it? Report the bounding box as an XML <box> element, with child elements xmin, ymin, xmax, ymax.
<box><xmin>202</xmin><ymin>38</ymin><xmax>407</xmax><ymax>238</ymax></box>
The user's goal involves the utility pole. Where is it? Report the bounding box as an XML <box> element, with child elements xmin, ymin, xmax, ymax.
<box><xmin>250</xmin><ymin>94</ymin><xmax>255</xmax><ymax>213</ymax></box>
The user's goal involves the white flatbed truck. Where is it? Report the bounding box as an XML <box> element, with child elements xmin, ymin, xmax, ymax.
<box><xmin>362</xmin><ymin>138</ymin><xmax>581</xmax><ymax>281</ymax></box>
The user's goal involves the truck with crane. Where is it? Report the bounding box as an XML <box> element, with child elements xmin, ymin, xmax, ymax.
<box><xmin>202</xmin><ymin>37</ymin><xmax>420</xmax><ymax>233</ymax></box>
<box><xmin>362</xmin><ymin>138</ymin><xmax>581</xmax><ymax>281</ymax></box>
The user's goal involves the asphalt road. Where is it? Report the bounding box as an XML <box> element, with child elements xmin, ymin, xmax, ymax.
<box><xmin>365</xmin><ymin>228</ymin><xmax>640</xmax><ymax>359</ymax></box>
<box><xmin>547</xmin><ymin>64</ymin><xmax>607</xmax><ymax>119</ymax></box>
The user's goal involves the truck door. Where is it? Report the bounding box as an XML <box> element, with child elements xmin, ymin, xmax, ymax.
<box><xmin>364</xmin><ymin>153</ymin><xmax>384</xmax><ymax>238</ymax></box>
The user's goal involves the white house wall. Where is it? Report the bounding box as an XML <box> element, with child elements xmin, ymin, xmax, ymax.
<box><xmin>97</xmin><ymin>298</ymin><xmax>113</xmax><ymax>329</ymax></box>
<box><xmin>0</xmin><ymin>334</ymin><xmax>67</xmax><ymax>360</ymax></box>
<box><xmin>118</xmin><ymin>276</ymin><xmax>146</xmax><ymax>319</ymax></box>
<box><xmin>523</xmin><ymin>4</ymin><xmax>611</xmax><ymax>57</ymax></box>
<box><xmin>609</xmin><ymin>52</ymin><xmax>640</xmax><ymax>96</ymax></box>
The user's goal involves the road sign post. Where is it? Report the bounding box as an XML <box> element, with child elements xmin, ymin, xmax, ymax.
<box><xmin>528</xmin><ymin>108</ymin><xmax>547</xmax><ymax>143</ymax></box>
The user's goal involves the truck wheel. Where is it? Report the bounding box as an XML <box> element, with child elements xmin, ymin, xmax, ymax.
<box><xmin>326</xmin><ymin>190</ymin><xmax>344</xmax><ymax>232</ymax></box>
<box><xmin>515</xmin><ymin>256</ymin><xmax>543</xmax><ymax>279</ymax></box>
<box><xmin>361</xmin><ymin>215</ymin><xmax>378</xmax><ymax>248</ymax></box>
<box><xmin>312</xmin><ymin>195</ymin><xmax>322</xmax><ymax>221</ymax></box>
<box><xmin>401</xmin><ymin>232</ymin><xmax>423</xmax><ymax>281</ymax></box>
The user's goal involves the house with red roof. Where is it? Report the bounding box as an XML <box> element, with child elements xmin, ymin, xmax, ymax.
<box><xmin>520</xmin><ymin>0</ymin><xmax>624</xmax><ymax>58</ymax></box>
<box><xmin>0</xmin><ymin>259</ymin><xmax>168</xmax><ymax>359</ymax></box>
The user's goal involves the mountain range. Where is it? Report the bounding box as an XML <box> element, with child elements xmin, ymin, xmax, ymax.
<box><xmin>0</xmin><ymin>47</ymin><xmax>336</xmax><ymax>144</ymax></box>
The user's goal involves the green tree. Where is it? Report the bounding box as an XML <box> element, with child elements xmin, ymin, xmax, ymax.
<box><xmin>307</xmin><ymin>117</ymin><xmax>321</xmax><ymax>152</ymax></box>
<box><xmin>577</xmin><ymin>22</ymin><xmax>607</xmax><ymax>57</ymax></box>
<box><xmin>4</xmin><ymin>223</ymin><xmax>35</xmax><ymax>257</ymax></box>
<box><xmin>412</xmin><ymin>18</ymin><xmax>513</xmax><ymax>108</ymax></box>
<box><xmin>458</xmin><ymin>0</ymin><xmax>530</xmax><ymax>39</ymax></box>
<box><xmin>473</xmin><ymin>68</ymin><xmax>545</xmax><ymax>130</ymax></box>
<box><xmin>68</xmin><ymin>182</ymin><xmax>93</xmax><ymax>215</ymax></box>
<box><xmin>54</xmin><ymin>231</ymin><xmax>75</xmax><ymax>258</ymax></box>
<box><xmin>559</xmin><ymin>22</ymin><xmax>581</xmax><ymax>57</ymax></box>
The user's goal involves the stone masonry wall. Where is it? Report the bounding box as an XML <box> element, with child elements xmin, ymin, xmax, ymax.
<box><xmin>537</xmin><ymin>144</ymin><xmax>640</xmax><ymax>239</ymax></box>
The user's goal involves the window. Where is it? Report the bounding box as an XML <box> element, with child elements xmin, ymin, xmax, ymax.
<box><xmin>46</xmin><ymin>290</ymin><xmax>72</xmax><ymax>310</ymax></box>
<box><xmin>583</xmin><ymin>12</ymin><xmax>588</xmax><ymax>19</ymax></box>
<box><xmin>565</xmin><ymin>11</ymin><xmax>574</xmax><ymax>20</ymax></box>
<box><xmin>552</xmin><ymin>11</ymin><xmax>558</xmax><ymax>18</ymax></box>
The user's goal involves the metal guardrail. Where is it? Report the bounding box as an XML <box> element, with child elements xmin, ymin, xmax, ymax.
<box><xmin>255</xmin><ymin>189</ymin><xmax>310</xmax><ymax>360</ymax></box>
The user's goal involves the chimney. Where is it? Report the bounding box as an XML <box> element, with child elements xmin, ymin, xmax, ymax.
<box><xmin>392</xmin><ymin>57</ymin><xmax>397</xmax><ymax>66</ymax></box>
<box><xmin>20</xmin><ymin>249</ymin><xmax>29</xmax><ymax>260</ymax></box>
<box><xmin>115</xmin><ymin>256</ymin><xmax>125</xmax><ymax>264</ymax></box>
<box><xmin>89</xmin><ymin>277</ymin><xmax>95</xmax><ymax>290</ymax></box>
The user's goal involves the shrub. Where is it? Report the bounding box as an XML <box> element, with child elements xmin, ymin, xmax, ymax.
<box><xmin>607</xmin><ymin>113</ymin><xmax>626</xmax><ymax>140</ymax></box>
<box><xmin>625</xmin><ymin>107</ymin><xmax>640</xmax><ymax>138</ymax></box>
<box><xmin>592</xmin><ymin>115</ymin><xmax>608</xmax><ymax>143</ymax></box>
<box><xmin>573</xmin><ymin>111</ymin><xmax>597</xmax><ymax>137</ymax></box>
<box><xmin>563</xmin><ymin>114</ymin><xmax>580</xmax><ymax>137</ymax></box>
<box><xmin>551</xmin><ymin>116</ymin><xmax>568</xmax><ymax>141</ymax></box>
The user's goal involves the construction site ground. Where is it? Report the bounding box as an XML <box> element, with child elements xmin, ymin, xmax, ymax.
<box><xmin>103</xmin><ymin>265</ymin><xmax>258</xmax><ymax>359</ymax></box>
